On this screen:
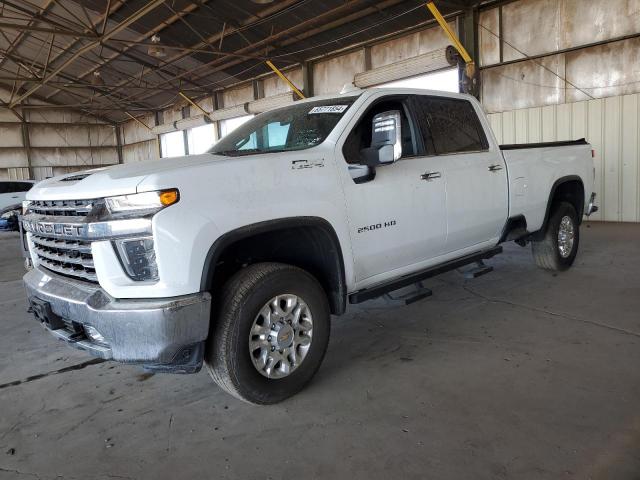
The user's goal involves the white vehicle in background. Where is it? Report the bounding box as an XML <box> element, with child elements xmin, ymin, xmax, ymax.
<box><xmin>0</xmin><ymin>180</ymin><xmax>35</xmax><ymax>231</ymax></box>
<box><xmin>0</xmin><ymin>180</ymin><xmax>35</xmax><ymax>212</ymax></box>
<box><xmin>21</xmin><ymin>88</ymin><xmax>597</xmax><ymax>404</ymax></box>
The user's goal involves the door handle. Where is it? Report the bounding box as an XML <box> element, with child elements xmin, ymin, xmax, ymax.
<box><xmin>488</xmin><ymin>164</ymin><xmax>503</xmax><ymax>172</ymax></box>
<box><xmin>421</xmin><ymin>171</ymin><xmax>441</xmax><ymax>181</ymax></box>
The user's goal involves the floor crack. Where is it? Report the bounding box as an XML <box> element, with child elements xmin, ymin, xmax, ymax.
<box><xmin>460</xmin><ymin>284</ymin><xmax>640</xmax><ymax>338</ymax></box>
<box><xmin>0</xmin><ymin>466</ymin><xmax>41</xmax><ymax>479</ymax></box>
<box><xmin>0</xmin><ymin>358</ymin><xmax>106</xmax><ymax>391</ymax></box>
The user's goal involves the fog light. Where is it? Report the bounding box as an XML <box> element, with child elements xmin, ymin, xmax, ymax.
<box><xmin>114</xmin><ymin>236</ymin><xmax>158</xmax><ymax>281</ymax></box>
<box><xmin>84</xmin><ymin>325</ymin><xmax>106</xmax><ymax>345</ymax></box>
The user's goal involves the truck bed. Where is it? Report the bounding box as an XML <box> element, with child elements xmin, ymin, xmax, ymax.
<box><xmin>500</xmin><ymin>139</ymin><xmax>593</xmax><ymax>233</ymax></box>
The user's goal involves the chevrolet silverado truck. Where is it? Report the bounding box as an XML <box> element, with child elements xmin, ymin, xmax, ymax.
<box><xmin>22</xmin><ymin>88</ymin><xmax>597</xmax><ymax>404</ymax></box>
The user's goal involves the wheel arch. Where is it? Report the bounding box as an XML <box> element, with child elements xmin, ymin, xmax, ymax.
<box><xmin>534</xmin><ymin>175</ymin><xmax>585</xmax><ymax>239</ymax></box>
<box><xmin>200</xmin><ymin>217</ymin><xmax>347</xmax><ymax>316</ymax></box>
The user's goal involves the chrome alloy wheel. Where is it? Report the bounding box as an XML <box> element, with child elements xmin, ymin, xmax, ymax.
<box><xmin>249</xmin><ymin>294</ymin><xmax>313</xmax><ymax>379</ymax></box>
<box><xmin>557</xmin><ymin>215</ymin><xmax>575</xmax><ymax>258</ymax></box>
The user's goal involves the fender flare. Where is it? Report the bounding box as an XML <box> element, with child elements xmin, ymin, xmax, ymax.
<box><xmin>535</xmin><ymin>175</ymin><xmax>585</xmax><ymax>238</ymax></box>
<box><xmin>200</xmin><ymin>216</ymin><xmax>347</xmax><ymax>315</ymax></box>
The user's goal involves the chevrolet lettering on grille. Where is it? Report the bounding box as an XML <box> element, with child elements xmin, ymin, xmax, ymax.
<box><xmin>23</xmin><ymin>220</ymin><xmax>85</xmax><ymax>237</ymax></box>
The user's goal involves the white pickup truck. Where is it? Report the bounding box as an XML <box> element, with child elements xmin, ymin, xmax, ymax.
<box><xmin>22</xmin><ymin>88</ymin><xmax>597</xmax><ymax>404</ymax></box>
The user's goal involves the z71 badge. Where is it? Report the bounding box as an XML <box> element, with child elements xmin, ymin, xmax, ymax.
<box><xmin>357</xmin><ymin>220</ymin><xmax>396</xmax><ymax>234</ymax></box>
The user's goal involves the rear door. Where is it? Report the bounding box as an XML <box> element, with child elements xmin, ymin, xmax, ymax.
<box><xmin>411</xmin><ymin>95</ymin><xmax>508</xmax><ymax>253</ymax></box>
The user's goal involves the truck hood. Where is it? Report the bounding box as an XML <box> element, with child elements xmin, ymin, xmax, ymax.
<box><xmin>27</xmin><ymin>154</ymin><xmax>228</xmax><ymax>200</ymax></box>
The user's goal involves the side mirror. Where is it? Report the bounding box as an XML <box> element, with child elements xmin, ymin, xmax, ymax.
<box><xmin>359</xmin><ymin>110</ymin><xmax>402</xmax><ymax>167</ymax></box>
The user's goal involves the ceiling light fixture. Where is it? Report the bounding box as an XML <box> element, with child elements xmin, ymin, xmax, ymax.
<box><xmin>148</xmin><ymin>35</ymin><xmax>166</xmax><ymax>58</ymax></box>
<box><xmin>91</xmin><ymin>71</ymin><xmax>105</xmax><ymax>86</ymax></box>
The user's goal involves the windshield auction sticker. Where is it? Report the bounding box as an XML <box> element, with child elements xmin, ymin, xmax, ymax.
<box><xmin>308</xmin><ymin>105</ymin><xmax>348</xmax><ymax>114</ymax></box>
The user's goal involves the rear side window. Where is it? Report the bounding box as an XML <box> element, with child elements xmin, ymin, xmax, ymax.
<box><xmin>412</xmin><ymin>96</ymin><xmax>488</xmax><ymax>155</ymax></box>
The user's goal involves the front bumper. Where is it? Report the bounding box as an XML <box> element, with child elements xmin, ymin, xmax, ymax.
<box><xmin>23</xmin><ymin>268</ymin><xmax>211</xmax><ymax>373</ymax></box>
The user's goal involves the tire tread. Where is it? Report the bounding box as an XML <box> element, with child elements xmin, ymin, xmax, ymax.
<box><xmin>205</xmin><ymin>262</ymin><xmax>328</xmax><ymax>404</ymax></box>
<box><xmin>531</xmin><ymin>201</ymin><xmax>579</xmax><ymax>271</ymax></box>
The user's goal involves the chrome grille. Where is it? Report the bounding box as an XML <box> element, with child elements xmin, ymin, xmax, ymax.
<box><xmin>29</xmin><ymin>199</ymin><xmax>94</xmax><ymax>217</ymax></box>
<box><xmin>30</xmin><ymin>234</ymin><xmax>97</xmax><ymax>283</ymax></box>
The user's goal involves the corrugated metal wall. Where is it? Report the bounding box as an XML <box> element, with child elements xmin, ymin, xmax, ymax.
<box><xmin>479</xmin><ymin>0</ymin><xmax>640</xmax><ymax>113</ymax></box>
<box><xmin>488</xmin><ymin>93</ymin><xmax>640</xmax><ymax>222</ymax></box>
<box><xmin>0</xmin><ymin>87</ymin><xmax>120</xmax><ymax>180</ymax></box>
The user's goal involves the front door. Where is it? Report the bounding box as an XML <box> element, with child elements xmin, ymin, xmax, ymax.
<box><xmin>336</xmin><ymin>94</ymin><xmax>448</xmax><ymax>286</ymax></box>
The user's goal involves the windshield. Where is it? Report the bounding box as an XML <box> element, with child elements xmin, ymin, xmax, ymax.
<box><xmin>209</xmin><ymin>96</ymin><xmax>358</xmax><ymax>156</ymax></box>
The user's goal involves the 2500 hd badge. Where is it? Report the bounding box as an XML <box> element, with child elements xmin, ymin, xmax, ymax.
<box><xmin>357</xmin><ymin>220</ymin><xmax>397</xmax><ymax>234</ymax></box>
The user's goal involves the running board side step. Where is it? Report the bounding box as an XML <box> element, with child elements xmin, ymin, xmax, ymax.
<box><xmin>348</xmin><ymin>246</ymin><xmax>502</xmax><ymax>304</ymax></box>
<box><xmin>458</xmin><ymin>260</ymin><xmax>493</xmax><ymax>279</ymax></box>
<box><xmin>382</xmin><ymin>281</ymin><xmax>433</xmax><ymax>306</ymax></box>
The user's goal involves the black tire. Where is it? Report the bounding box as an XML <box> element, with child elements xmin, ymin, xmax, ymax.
<box><xmin>531</xmin><ymin>201</ymin><xmax>580</xmax><ymax>271</ymax></box>
<box><xmin>205</xmin><ymin>262</ymin><xmax>331</xmax><ymax>404</ymax></box>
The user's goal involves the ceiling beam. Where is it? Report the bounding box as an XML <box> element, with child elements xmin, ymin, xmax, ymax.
<box><xmin>40</xmin><ymin>0</ymin><xmax>126</xmax><ymax>84</ymax></box>
<box><xmin>122</xmin><ymin>0</ymin><xmax>398</xmax><ymax>105</ymax></box>
<box><xmin>0</xmin><ymin>75</ymin><xmax>208</xmax><ymax>93</ymax></box>
<box><xmin>0</xmin><ymin>0</ymin><xmax>91</xmax><ymax>32</ymax></box>
<box><xmin>0</xmin><ymin>0</ymin><xmax>56</xmax><ymax>71</ymax></box>
<box><xmin>80</xmin><ymin>0</ymin><xmax>302</xmax><ymax>104</ymax></box>
<box><xmin>9</xmin><ymin>0</ymin><xmax>166</xmax><ymax>108</ymax></box>
<box><xmin>0</xmin><ymin>47</ymin><xmax>156</xmax><ymax>112</ymax></box>
<box><xmin>0</xmin><ymin>81</ymin><xmax>113</xmax><ymax>123</ymax></box>
<box><xmin>106</xmin><ymin>38</ymin><xmax>269</xmax><ymax>60</ymax></box>
<box><xmin>40</xmin><ymin>0</ymin><xmax>205</xmax><ymax>102</ymax></box>
<box><xmin>0</xmin><ymin>21</ymin><xmax>96</xmax><ymax>37</ymax></box>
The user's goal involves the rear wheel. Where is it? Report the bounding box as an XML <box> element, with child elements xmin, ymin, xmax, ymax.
<box><xmin>531</xmin><ymin>201</ymin><xmax>580</xmax><ymax>271</ymax></box>
<box><xmin>205</xmin><ymin>262</ymin><xmax>330</xmax><ymax>404</ymax></box>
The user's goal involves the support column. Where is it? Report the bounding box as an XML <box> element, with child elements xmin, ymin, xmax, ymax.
<box><xmin>457</xmin><ymin>8</ymin><xmax>480</xmax><ymax>98</ymax></box>
<box><xmin>302</xmin><ymin>61</ymin><xmax>314</xmax><ymax>98</ymax></box>
<box><xmin>20</xmin><ymin>116</ymin><xmax>34</xmax><ymax>180</ymax></box>
<box><xmin>253</xmin><ymin>79</ymin><xmax>264</xmax><ymax>100</ymax></box>
<box><xmin>363</xmin><ymin>46</ymin><xmax>372</xmax><ymax>71</ymax></box>
<box><xmin>154</xmin><ymin>111</ymin><xmax>162</xmax><ymax>159</ymax></box>
<box><xmin>115</xmin><ymin>124</ymin><xmax>123</xmax><ymax>164</ymax></box>
<box><xmin>181</xmin><ymin>105</ymin><xmax>189</xmax><ymax>155</ymax></box>
<box><xmin>214</xmin><ymin>92</ymin><xmax>224</xmax><ymax>139</ymax></box>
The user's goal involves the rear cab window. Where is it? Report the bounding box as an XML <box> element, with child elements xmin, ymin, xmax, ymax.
<box><xmin>411</xmin><ymin>96</ymin><xmax>489</xmax><ymax>155</ymax></box>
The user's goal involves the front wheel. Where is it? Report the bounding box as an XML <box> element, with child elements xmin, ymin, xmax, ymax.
<box><xmin>205</xmin><ymin>262</ymin><xmax>330</xmax><ymax>404</ymax></box>
<box><xmin>531</xmin><ymin>201</ymin><xmax>580</xmax><ymax>271</ymax></box>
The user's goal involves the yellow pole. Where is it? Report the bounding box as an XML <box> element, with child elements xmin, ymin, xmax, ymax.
<box><xmin>426</xmin><ymin>1</ymin><xmax>475</xmax><ymax>76</ymax></box>
<box><xmin>178</xmin><ymin>91</ymin><xmax>215</xmax><ymax>122</ymax></box>
<box><xmin>125</xmin><ymin>111</ymin><xmax>151</xmax><ymax>131</ymax></box>
<box><xmin>265</xmin><ymin>60</ymin><xmax>306</xmax><ymax>99</ymax></box>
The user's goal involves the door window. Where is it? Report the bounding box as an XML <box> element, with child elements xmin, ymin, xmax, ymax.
<box><xmin>342</xmin><ymin>98</ymin><xmax>417</xmax><ymax>164</ymax></box>
<box><xmin>412</xmin><ymin>96</ymin><xmax>488</xmax><ymax>155</ymax></box>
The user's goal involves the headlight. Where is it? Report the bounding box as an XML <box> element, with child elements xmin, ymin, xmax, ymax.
<box><xmin>22</xmin><ymin>200</ymin><xmax>31</xmax><ymax>215</ymax></box>
<box><xmin>105</xmin><ymin>189</ymin><xmax>179</xmax><ymax>217</ymax></box>
<box><xmin>114</xmin><ymin>236</ymin><xmax>158</xmax><ymax>281</ymax></box>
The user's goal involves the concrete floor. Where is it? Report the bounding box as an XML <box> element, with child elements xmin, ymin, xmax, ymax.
<box><xmin>1</xmin><ymin>222</ymin><xmax>639</xmax><ymax>480</ymax></box>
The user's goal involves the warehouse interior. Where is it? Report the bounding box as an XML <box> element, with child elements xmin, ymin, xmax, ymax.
<box><xmin>1</xmin><ymin>0</ymin><xmax>639</xmax><ymax>478</ymax></box>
